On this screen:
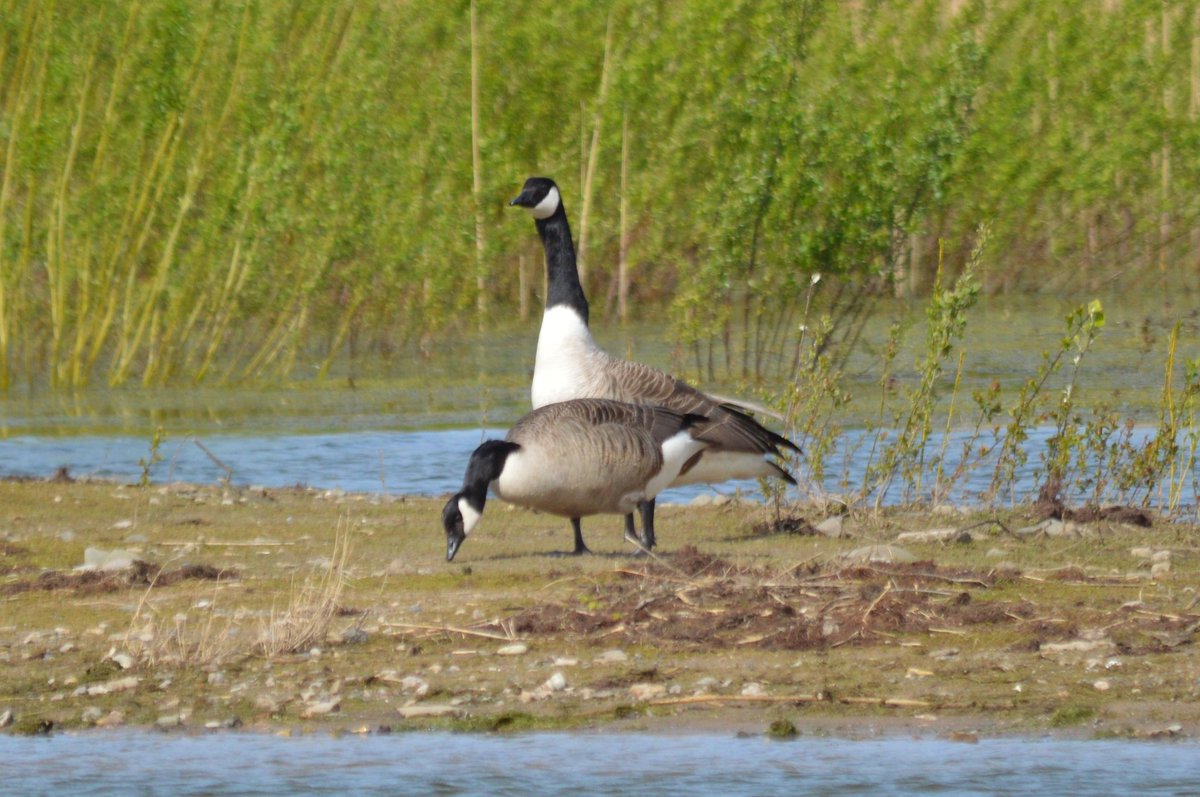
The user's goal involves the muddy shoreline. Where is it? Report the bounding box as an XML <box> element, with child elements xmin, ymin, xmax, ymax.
<box><xmin>2</xmin><ymin>479</ymin><xmax>1197</xmax><ymax>740</ymax></box>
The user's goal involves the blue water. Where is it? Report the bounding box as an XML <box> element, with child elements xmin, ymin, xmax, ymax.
<box><xmin>1</xmin><ymin>731</ymin><xmax>1196</xmax><ymax>796</ymax></box>
<box><xmin>0</xmin><ymin>424</ymin><xmax>1195</xmax><ymax>510</ymax></box>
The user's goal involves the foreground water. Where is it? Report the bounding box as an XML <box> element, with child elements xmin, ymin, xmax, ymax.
<box><xmin>2</xmin><ymin>731</ymin><xmax>1196</xmax><ymax>796</ymax></box>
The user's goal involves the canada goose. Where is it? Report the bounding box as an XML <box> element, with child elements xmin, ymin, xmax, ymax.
<box><xmin>509</xmin><ymin>176</ymin><xmax>800</xmax><ymax>547</ymax></box>
<box><xmin>443</xmin><ymin>398</ymin><xmax>711</xmax><ymax>561</ymax></box>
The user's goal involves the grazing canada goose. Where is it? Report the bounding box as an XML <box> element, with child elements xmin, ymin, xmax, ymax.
<box><xmin>509</xmin><ymin>176</ymin><xmax>800</xmax><ymax>547</ymax></box>
<box><xmin>443</xmin><ymin>398</ymin><xmax>711</xmax><ymax>561</ymax></box>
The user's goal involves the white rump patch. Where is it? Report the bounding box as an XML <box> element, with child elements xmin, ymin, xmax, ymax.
<box><xmin>529</xmin><ymin>185</ymin><xmax>561</xmax><ymax>219</ymax></box>
<box><xmin>458</xmin><ymin>497</ymin><xmax>482</xmax><ymax>535</ymax></box>
<box><xmin>646</xmin><ymin>430</ymin><xmax>707</xmax><ymax>497</ymax></box>
<box><xmin>670</xmin><ymin>450</ymin><xmax>780</xmax><ymax>486</ymax></box>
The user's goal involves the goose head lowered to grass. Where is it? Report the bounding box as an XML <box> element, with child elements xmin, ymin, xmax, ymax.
<box><xmin>442</xmin><ymin>398</ymin><xmax>711</xmax><ymax>562</ymax></box>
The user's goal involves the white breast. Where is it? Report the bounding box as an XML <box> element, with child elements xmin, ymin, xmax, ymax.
<box><xmin>531</xmin><ymin>305</ymin><xmax>605</xmax><ymax>408</ymax></box>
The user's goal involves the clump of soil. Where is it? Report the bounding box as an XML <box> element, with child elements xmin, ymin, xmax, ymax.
<box><xmin>751</xmin><ymin>515</ymin><xmax>817</xmax><ymax>536</ymax></box>
<box><xmin>508</xmin><ymin>549</ymin><xmax>1026</xmax><ymax>651</ymax></box>
<box><xmin>0</xmin><ymin>561</ymin><xmax>236</xmax><ymax>596</ymax></box>
<box><xmin>1034</xmin><ymin>474</ymin><xmax>1153</xmax><ymax>526</ymax></box>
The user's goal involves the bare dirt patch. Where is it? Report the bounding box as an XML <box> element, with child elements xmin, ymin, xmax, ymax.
<box><xmin>1</xmin><ymin>561</ymin><xmax>236</xmax><ymax>597</ymax></box>
<box><xmin>509</xmin><ymin>546</ymin><xmax>1031</xmax><ymax>651</ymax></box>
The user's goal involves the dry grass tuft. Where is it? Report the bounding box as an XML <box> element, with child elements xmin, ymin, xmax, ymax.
<box><xmin>255</xmin><ymin>516</ymin><xmax>354</xmax><ymax>657</ymax></box>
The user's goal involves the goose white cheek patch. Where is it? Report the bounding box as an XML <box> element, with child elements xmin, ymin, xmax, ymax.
<box><xmin>458</xmin><ymin>497</ymin><xmax>482</xmax><ymax>535</ymax></box>
<box><xmin>529</xmin><ymin>186</ymin><xmax>560</xmax><ymax>219</ymax></box>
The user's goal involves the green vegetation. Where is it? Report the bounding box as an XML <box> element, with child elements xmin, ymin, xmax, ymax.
<box><xmin>2</xmin><ymin>1</ymin><xmax>1200</xmax><ymax>389</ymax></box>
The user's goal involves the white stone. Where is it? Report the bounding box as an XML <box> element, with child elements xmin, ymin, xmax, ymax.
<box><xmin>595</xmin><ymin>649</ymin><xmax>628</xmax><ymax>663</ymax></box>
<box><xmin>895</xmin><ymin>528</ymin><xmax>963</xmax><ymax>543</ymax></box>
<box><xmin>815</xmin><ymin>516</ymin><xmax>845</xmax><ymax>537</ymax></box>
<box><xmin>86</xmin><ymin>676</ymin><xmax>139</xmax><ymax>696</ymax></box>
<box><xmin>839</xmin><ymin>544</ymin><xmax>917</xmax><ymax>565</ymax></box>
<box><xmin>496</xmin><ymin>643</ymin><xmax>528</xmax><ymax>656</ymax></box>
<box><xmin>301</xmin><ymin>699</ymin><xmax>340</xmax><ymax>718</ymax></box>
<box><xmin>397</xmin><ymin>704</ymin><xmax>460</xmax><ymax>719</ymax></box>
<box><xmin>544</xmin><ymin>672</ymin><xmax>567</xmax><ymax>692</ymax></box>
<box><xmin>628</xmin><ymin>683</ymin><xmax>666</xmax><ymax>700</ymax></box>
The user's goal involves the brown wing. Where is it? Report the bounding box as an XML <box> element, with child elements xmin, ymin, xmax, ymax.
<box><xmin>599</xmin><ymin>357</ymin><xmax>799</xmax><ymax>456</ymax></box>
<box><xmin>511</xmin><ymin>398</ymin><xmax>698</xmax><ymax>446</ymax></box>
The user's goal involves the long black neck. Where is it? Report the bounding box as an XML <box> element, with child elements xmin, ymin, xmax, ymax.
<box><xmin>535</xmin><ymin>206</ymin><xmax>589</xmax><ymax>325</ymax></box>
<box><xmin>462</xmin><ymin>440</ymin><xmax>520</xmax><ymax>511</ymax></box>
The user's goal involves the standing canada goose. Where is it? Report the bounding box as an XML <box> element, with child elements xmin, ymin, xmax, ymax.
<box><xmin>509</xmin><ymin>176</ymin><xmax>799</xmax><ymax>547</ymax></box>
<box><xmin>443</xmin><ymin>398</ymin><xmax>711</xmax><ymax>561</ymax></box>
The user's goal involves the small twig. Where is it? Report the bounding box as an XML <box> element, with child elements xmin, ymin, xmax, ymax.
<box><xmin>383</xmin><ymin>621</ymin><xmax>515</xmax><ymax>641</ymax></box>
<box><xmin>779</xmin><ymin>554</ymin><xmax>824</xmax><ymax>577</ymax></box>
<box><xmin>192</xmin><ymin>438</ymin><xmax>234</xmax><ymax>483</ymax></box>
<box><xmin>647</xmin><ymin>693</ymin><xmax>933</xmax><ymax>709</ymax></box>
<box><xmin>862</xmin><ymin>582</ymin><xmax>893</xmax><ymax>625</ymax></box>
<box><xmin>648</xmin><ymin>693</ymin><xmax>825</xmax><ymax>707</ymax></box>
<box><xmin>158</xmin><ymin>540</ymin><xmax>294</xmax><ymax>547</ymax></box>
<box><xmin>958</xmin><ymin>518</ymin><xmax>1023</xmax><ymax>542</ymax></box>
<box><xmin>863</xmin><ymin>567</ymin><xmax>991</xmax><ymax>589</ymax></box>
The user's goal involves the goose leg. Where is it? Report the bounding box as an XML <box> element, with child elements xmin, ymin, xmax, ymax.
<box><xmin>623</xmin><ymin>513</ymin><xmax>641</xmax><ymax>546</ymax></box>
<box><xmin>638</xmin><ymin>498</ymin><xmax>657</xmax><ymax>550</ymax></box>
<box><xmin>570</xmin><ymin>517</ymin><xmax>591</xmax><ymax>555</ymax></box>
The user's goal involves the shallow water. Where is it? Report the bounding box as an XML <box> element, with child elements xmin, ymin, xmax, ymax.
<box><xmin>0</xmin><ymin>423</ymin><xmax>1192</xmax><ymax>510</ymax></box>
<box><xmin>1</xmin><ymin>294</ymin><xmax>1197</xmax><ymax>508</ymax></box>
<box><xmin>1</xmin><ymin>731</ymin><xmax>1196</xmax><ymax>796</ymax></box>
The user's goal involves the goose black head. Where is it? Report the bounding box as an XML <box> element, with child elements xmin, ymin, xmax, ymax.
<box><xmin>442</xmin><ymin>493</ymin><xmax>477</xmax><ymax>562</ymax></box>
<box><xmin>442</xmin><ymin>440</ymin><xmax>521</xmax><ymax>562</ymax></box>
<box><xmin>510</xmin><ymin>177</ymin><xmax>561</xmax><ymax>220</ymax></box>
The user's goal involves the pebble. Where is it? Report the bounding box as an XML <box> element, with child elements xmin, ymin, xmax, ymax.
<box><xmin>895</xmin><ymin>528</ymin><xmax>962</xmax><ymax>543</ymax></box>
<box><xmin>80</xmin><ymin>547</ymin><xmax>137</xmax><ymax>572</ymax></box>
<box><xmin>496</xmin><ymin>643</ymin><xmax>528</xmax><ymax>656</ymax></box>
<box><xmin>1093</xmin><ymin>680</ymin><xmax>1111</xmax><ymax>692</ymax></box>
<box><xmin>155</xmin><ymin>714</ymin><xmax>183</xmax><ymax>729</ymax></box>
<box><xmin>552</xmin><ymin>657</ymin><xmax>579</xmax><ymax>667</ymax></box>
<box><xmin>301</xmin><ymin>699</ymin><xmax>340</xmax><ymax>718</ymax></box>
<box><xmin>399</xmin><ymin>676</ymin><xmax>429</xmax><ymax>696</ymax></box>
<box><xmin>397</xmin><ymin>704</ymin><xmax>460</xmax><ymax>719</ymax></box>
<box><xmin>628</xmin><ymin>683</ymin><xmax>666</xmax><ymax>700</ymax></box>
<box><xmin>111</xmin><ymin>652</ymin><xmax>135</xmax><ymax>670</ymax></box>
<box><xmin>839</xmin><ymin>544</ymin><xmax>916</xmax><ymax>565</ymax></box>
<box><xmin>95</xmin><ymin>710</ymin><xmax>125</xmax><ymax>728</ymax></box>
<box><xmin>87</xmin><ymin>676</ymin><xmax>139</xmax><ymax>696</ymax></box>
<box><xmin>341</xmin><ymin>627</ymin><xmax>369</xmax><ymax>645</ymax></box>
<box><xmin>0</xmin><ymin>709</ymin><xmax>11</xmax><ymax>728</ymax></box>
<box><xmin>741</xmin><ymin>682</ymin><xmax>765</xmax><ymax>697</ymax></box>
<box><xmin>81</xmin><ymin>706</ymin><xmax>104</xmax><ymax>724</ymax></box>
<box><xmin>815</xmin><ymin>516</ymin><xmax>846</xmax><ymax>538</ymax></box>
<box><xmin>596</xmin><ymin>649</ymin><xmax>628</xmax><ymax>663</ymax></box>
<box><xmin>544</xmin><ymin>672</ymin><xmax>567</xmax><ymax>692</ymax></box>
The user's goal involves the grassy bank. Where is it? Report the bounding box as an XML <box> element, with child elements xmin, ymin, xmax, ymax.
<box><xmin>2</xmin><ymin>478</ymin><xmax>1197</xmax><ymax>738</ymax></box>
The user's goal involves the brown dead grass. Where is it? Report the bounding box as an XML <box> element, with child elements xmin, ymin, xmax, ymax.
<box><xmin>506</xmin><ymin>546</ymin><xmax>1032</xmax><ymax>651</ymax></box>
